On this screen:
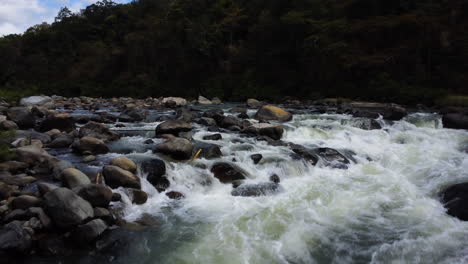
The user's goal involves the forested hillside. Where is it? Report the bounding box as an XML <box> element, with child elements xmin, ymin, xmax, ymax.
<box><xmin>1</xmin><ymin>0</ymin><xmax>467</xmax><ymax>104</ymax></box>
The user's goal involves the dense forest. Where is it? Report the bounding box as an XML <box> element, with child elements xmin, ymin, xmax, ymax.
<box><xmin>0</xmin><ymin>0</ymin><xmax>467</xmax><ymax>104</ymax></box>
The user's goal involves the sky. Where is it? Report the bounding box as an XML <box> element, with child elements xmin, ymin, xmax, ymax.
<box><xmin>0</xmin><ymin>0</ymin><xmax>131</xmax><ymax>36</ymax></box>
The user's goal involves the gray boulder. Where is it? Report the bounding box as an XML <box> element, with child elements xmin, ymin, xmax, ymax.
<box><xmin>154</xmin><ymin>137</ymin><xmax>193</xmax><ymax>160</ymax></box>
<box><xmin>74</xmin><ymin>184</ymin><xmax>113</xmax><ymax>208</ymax></box>
<box><xmin>44</xmin><ymin>188</ymin><xmax>94</xmax><ymax>228</ymax></box>
<box><xmin>79</xmin><ymin>121</ymin><xmax>120</xmax><ymax>142</ymax></box>
<box><xmin>102</xmin><ymin>165</ymin><xmax>141</xmax><ymax>189</ymax></box>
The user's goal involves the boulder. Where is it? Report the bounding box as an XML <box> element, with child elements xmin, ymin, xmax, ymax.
<box><xmin>211</xmin><ymin>162</ymin><xmax>247</xmax><ymax>183</ymax></box>
<box><xmin>0</xmin><ymin>221</ymin><xmax>32</xmax><ymax>253</ymax></box>
<box><xmin>244</xmin><ymin>123</ymin><xmax>284</xmax><ymax>140</ymax></box>
<box><xmin>314</xmin><ymin>148</ymin><xmax>350</xmax><ymax>168</ymax></box>
<box><xmin>19</xmin><ymin>96</ymin><xmax>53</xmax><ymax>107</ymax></box>
<box><xmin>44</xmin><ymin>188</ymin><xmax>94</xmax><ymax>228</ymax></box>
<box><xmin>202</xmin><ymin>109</ymin><xmax>224</xmax><ymax>119</ymax></box>
<box><xmin>121</xmin><ymin>108</ymin><xmax>145</xmax><ymax>122</ymax></box>
<box><xmin>111</xmin><ymin>157</ymin><xmax>137</xmax><ymax>173</ymax></box>
<box><xmin>196</xmin><ymin>117</ymin><xmax>217</xmax><ymax>127</ymax></box>
<box><xmin>289</xmin><ymin>144</ymin><xmax>319</xmax><ymax>165</ymax></box>
<box><xmin>269</xmin><ymin>174</ymin><xmax>280</xmax><ymax>183</ymax></box>
<box><xmin>79</xmin><ymin>121</ymin><xmax>120</xmax><ymax>142</ymax></box>
<box><xmin>442</xmin><ymin>113</ymin><xmax>468</xmax><ymax>130</ymax></box>
<box><xmin>4</xmin><ymin>207</ymin><xmax>51</xmax><ymax>229</ymax></box>
<box><xmin>37</xmin><ymin>182</ymin><xmax>58</xmax><ymax>196</ymax></box>
<box><xmin>0</xmin><ymin>182</ymin><xmax>15</xmax><ymax>200</ymax></box>
<box><xmin>74</xmin><ymin>184</ymin><xmax>113</xmax><ymax>208</ymax></box>
<box><xmin>141</xmin><ymin>159</ymin><xmax>169</xmax><ymax>192</ymax></box>
<box><xmin>39</xmin><ymin>113</ymin><xmax>75</xmax><ymax>132</ymax></box>
<box><xmin>250</xmin><ymin>154</ymin><xmax>263</xmax><ymax>164</ymax></box>
<box><xmin>47</xmin><ymin>134</ymin><xmax>74</xmax><ymax>148</ymax></box>
<box><xmin>7</xmin><ymin>107</ymin><xmax>35</xmax><ymax>129</ymax></box>
<box><xmin>102</xmin><ymin>165</ymin><xmax>141</xmax><ymax>189</ymax></box>
<box><xmin>154</xmin><ymin>138</ymin><xmax>193</xmax><ymax>160</ymax></box>
<box><xmin>203</xmin><ymin>133</ymin><xmax>222</xmax><ymax>141</ymax></box>
<box><xmin>345</xmin><ymin>102</ymin><xmax>407</xmax><ymax>120</ymax></box>
<box><xmin>0</xmin><ymin>120</ymin><xmax>18</xmax><ymax>130</ymax></box>
<box><xmin>70</xmin><ymin>219</ymin><xmax>107</xmax><ymax>243</ymax></box>
<box><xmin>193</xmin><ymin>141</ymin><xmax>222</xmax><ymax>159</ymax></box>
<box><xmin>130</xmin><ymin>189</ymin><xmax>148</xmax><ymax>205</ymax></box>
<box><xmin>155</xmin><ymin>120</ymin><xmax>192</xmax><ymax>137</ymax></box>
<box><xmin>93</xmin><ymin>207</ymin><xmax>114</xmax><ymax>224</ymax></box>
<box><xmin>14</xmin><ymin>130</ymin><xmax>51</xmax><ymax>144</ymax></box>
<box><xmin>72</xmin><ymin>137</ymin><xmax>109</xmax><ymax>155</ymax></box>
<box><xmin>254</xmin><ymin>105</ymin><xmax>292</xmax><ymax>122</ymax></box>
<box><xmin>162</xmin><ymin>97</ymin><xmax>187</xmax><ymax>108</ymax></box>
<box><xmin>61</xmin><ymin>168</ymin><xmax>91</xmax><ymax>188</ymax></box>
<box><xmin>15</xmin><ymin>145</ymin><xmax>54</xmax><ymax>166</ymax></box>
<box><xmin>0</xmin><ymin>161</ymin><xmax>28</xmax><ymax>173</ymax></box>
<box><xmin>247</xmin><ymin>98</ymin><xmax>262</xmax><ymax>108</ymax></box>
<box><xmin>198</xmin><ymin>96</ymin><xmax>212</xmax><ymax>105</ymax></box>
<box><xmin>231</xmin><ymin>182</ymin><xmax>281</xmax><ymax>197</ymax></box>
<box><xmin>11</xmin><ymin>195</ymin><xmax>42</xmax><ymax>210</ymax></box>
<box><xmin>440</xmin><ymin>183</ymin><xmax>468</xmax><ymax>221</ymax></box>
<box><xmin>166</xmin><ymin>191</ymin><xmax>185</xmax><ymax>200</ymax></box>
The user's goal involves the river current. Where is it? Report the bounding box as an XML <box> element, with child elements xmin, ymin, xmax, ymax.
<box><xmin>29</xmin><ymin>105</ymin><xmax>468</xmax><ymax>264</ymax></box>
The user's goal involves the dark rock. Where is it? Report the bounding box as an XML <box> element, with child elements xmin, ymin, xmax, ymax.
<box><xmin>0</xmin><ymin>221</ymin><xmax>32</xmax><ymax>253</ymax></box>
<box><xmin>203</xmin><ymin>133</ymin><xmax>222</xmax><ymax>141</ymax></box>
<box><xmin>79</xmin><ymin>121</ymin><xmax>120</xmax><ymax>142</ymax></box>
<box><xmin>121</xmin><ymin>108</ymin><xmax>145</xmax><ymax>121</ymax></box>
<box><xmin>74</xmin><ymin>184</ymin><xmax>113</xmax><ymax>208</ymax></box>
<box><xmin>196</xmin><ymin>117</ymin><xmax>217</xmax><ymax>127</ymax></box>
<box><xmin>43</xmin><ymin>188</ymin><xmax>94</xmax><ymax>229</ymax></box>
<box><xmin>314</xmin><ymin>148</ymin><xmax>350</xmax><ymax>168</ymax></box>
<box><xmin>0</xmin><ymin>182</ymin><xmax>15</xmax><ymax>200</ymax></box>
<box><xmin>244</xmin><ymin>123</ymin><xmax>284</xmax><ymax>140</ymax></box>
<box><xmin>289</xmin><ymin>144</ymin><xmax>319</xmax><ymax>165</ymax></box>
<box><xmin>176</xmin><ymin>108</ymin><xmax>198</xmax><ymax>122</ymax></box>
<box><xmin>111</xmin><ymin>192</ymin><xmax>122</xmax><ymax>202</ymax></box>
<box><xmin>11</xmin><ymin>195</ymin><xmax>42</xmax><ymax>210</ymax></box>
<box><xmin>38</xmin><ymin>235</ymin><xmax>67</xmax><ymax>256</ymax></box>
<box><xmin>345</xmin><ymin>102</ymin><xmax>407</xmax><ymax>120</ymax></box>
<box><xmin>441</xmin><ymin>183</ymin><xmax>468</xmax><ymax>221</ymax></box>
<box><xmin>193</xmin><ymin>141</ymin><xmax>222</xmax><ymax>159</ymax></box>
<box><xmin>155</xmin><ymin>120</ymin><xmax>192</xmax><ymax>137</ymax></box>
<box><xmin>144</xmin><ymin>139</ymin><xmax>154</xmax><ymax>144</ymax></box>
<box><xmin>0</xmin><ymin>161</ymin><xmax>28</xmax><ymax>173</ymax></box>
<box><xmin>141</xmin><ymin>159</ymin><xmax>168</xmax><ymax>192</ymax></box>
<box><xmin>250</xmin><ymin>154</ymin><xmax>263</xmax><ymax>164</ymax></box>
<box><xmin>72</xmin><ymin>137</ymin><xmax>109</xmax><ymax>155</ymax></box>
<box><xmin>269</xmin><ymin>174</ymin><xmax>280</xmax><ymax>183</ymax></box>
<box><xmin>202</xmin><ymin>109</ymin><xmax>224</xmax><ymax>119</ymax></box>
<box><xmin>211</xmin><ymin>162</ymin><xmax>247</xmax><ymax>183</ymax></box>
<box><xmin>7</xmin><ymin>107</ymin><xmax>35</xmax><ymax>129</ymax></box>
<box><xmin>130</xmin><ymin>189</ymin><xmax>148</xmax><ymax>205</ymax></box>
<box><xmin>254</xmin><ymin>105</ymin><xmax>292</xmax><ymax>122</ymax></box>
<box><xmin>47</xmin><ymin>134</ymin><xmax>74</xmax><ymax>148</ymax></box>
<box><xmin>71</xmin><ymin>219</ymin><xmax>107</xmax><ymax>243</ymax></box>
<box><xmin>238</xmin><ymin>113</ymin><xmax>249</xmax><ymax>119</ymax></box>
<box><xmin>0</xmin><ymin>120</ymin><xmax>18</xmax><ymax>130</ymax></box>
<box><xmin>102</xmin><ymin>165</ymin><xmax>141</xmax><ymax>189</ymax></box>
<box><xmin>93</xmin><ymin>207</ymin><xmax>114</xmax><ymax>224</ymax></box>
<box><xmin>154</xmin><ymin>137</ymin><xmax>193</xmax><ymax>160</ymax></box>
<box><xmin>166</xmin><ymin>191</ymin><xmax>185</xmax><ymax>200</ymax></box>
<box><xmin>231</xmin><ymin>182</ymin><xmax>281</xmax><ymax>197</ymax></box>
<box><xmin>4</xmin><ymin>207</ymin><xmax>52</xmax><ymax>229</ymax></box>
<box><xmin>442</xmin><ymin>113</ymin><xmax>468</xmax><ymax>130</ymax></box>
<box><xmin>207</xmin><ymin>126</ymin><xmax>221</xmax><ymax>132</ymax></box>
<box><xmin>15</xmin><ymin>130</ymin><xmax>51</xmax><ymax>144</ymax></box>
<box><xmin>39</xmin><ymin>113</ymin><xmax>75</xmax><ymax>132</ymax></box>
<box><xmin>219</xmin><ymin>115</ymin><xmax>243</xmax><ymax>129</ymax></box>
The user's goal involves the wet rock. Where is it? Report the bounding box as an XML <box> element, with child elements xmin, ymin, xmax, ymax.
<box><xmin>247</xmin><ymin>98</ymin><xmax>262</xmax><ymax>108</ymax></box>
<box><xmin>73</xmin><ymin>184</ymin><xmax>113</xmax><ymax>208</ymax></box>
<box><xmin>193</xmin><ymin>141</ymin><xmax>222</xmax><ymax>159</ymax></box>
<box><xmin>7</xmin><ymin>107</ymin><xmax>35</xmax><ymax>129</ymax></box>
<box><xmin>61</xmin><ymin>168</ymin><xmax>91</xmax><ymax>188</ymax></box>
<box><xmin>269</xmin><ymin>174</ymin><xmax>280</xmax><ymax>183</ymax></box>
<box><xmin>121</xmin><ymin>108</ymin><xmax>145</xmax><ymax>121</ymax></box>
<box><xmin>71</xmin><ymin>219</ymin><xmax>107</xmax><ymax>244</ymax></box>
<box><xmin>15</xmin><ymin>145</ymin><xmax>54</xmax><ymax>166</ymax></box>
<box><xmin>93</xmin><ymin>207</ymin><xmax>114</xmax><ymax>224</ymax></box>
<box><xmin>244</xmin><ymin>123</ymin><xmax>284</xmax><ymax>140</ymax></box>
<box><xmin>314</xmin><ymin>148</ymin><xmax>350</xmax><ymax>168</ymax></box>
<box><xmin>196</xmin><ymin>117</ymin><xmax>217</xmax><ymax>127</ymax></box>
<box><xmin>111</xmin><ymin>156</ymin><xmax>137</xmax><ymax>173</ymax></box>
<box><xmin>166</xmin><ymin>191</ymin><xmax>185</xmax><ymax>200</ymax></box>
<box><xmin>218</xmin><ymin>115</ymin><xmax>243</xmax><ymax>129</ymax></box>
<box><xmin>238</xmin><ymin>113</ymin><xmax>249</xmax><ymax>119</ymax></box>
<box><xmin>72</xmin><ymin>137</ymin><xmax>109</xmax><ymax>155</ymax></box>
<box><xmin>79</xmin><ymin>121</ymin><xmax>120</xmax><ymax>142</ymax></box>
<box><xmin>44</xmin><ymin>188</ymin><xmax>94</xmax><ymax>228</ymax></box>
<box><xmin>51</xmin><ymin>160</ymin><xmax>74</xmax><ymax>180</ymax></box>
<box><xmin>141</xmin><ymin>159</ymin><xmax>169</xmax><ymax>192</ymax></box>
<box><xmin>442</xmin><ymin>113</ymin><xmax>468</xmax><ymax>130</ymax></box>
<box><xmin>0</xmin><ymin>220</ymin><xmax>32</xmax><ymax>253</ymax></box>
<box><xmin>143</xmin><ymin>139</ymin><xmax>154</xmax><ymax>144</ymax></box>
<box><xmin>211</xmin><ymin>162</ymin><xmax>247</xmax><ymax>183</ymax></box>
<box><xmin>203</xmin><ymin>133</ymin><xmax>222</xmax><ymax>141</ymax></box>
<box><xmin>130</xmin><ymin>189</ymin><xmax>148</xmax><ymax>205</ymax></box>
<box><xmin>11</xmin><ymin>195</ymin><xmax>42</xmax><ymax>210</ymax></box>
<box><xmin>202</xmin><ymin>109</ymin><xmax>224</xmax><ymax>119</ymax></box>
<box><xmin>102</xmin><ymin>165</ymin><xmax>141</xmax><ymax>189</ymax></box>
<box><xmin>441</xmin><ymin>183</ymin><xmax>468</xmax><ymax>221</ymax></box>
<box><xmin>20</xmin><ymin>96</ymin><xmax>53</xmax><ymax>107</ymax></box>
<box><xmin>231</xmin><ymin>182</ymin><xmax>281</xmax><ymax>197</ymax></box>
<box><xmin>47</xmin><ymin>134</ymin><xmax>74</xmax><ymax>148</ymax></box>
<box><xmin>289</xmin><ymin>144</ymin><xmax>319</xmax><ymax>165</ymax></box>
<box><xmin>254</xmin><ymin>105</ymin><xmax>292</xmax><ymax>122</ymax></box>
<box><xmin>162</xmin><ymin>97</ymin><xmax>187</xmax><ymax>108</ymax></box>
<box><xmin>250</xmin><ymin>154</ymin><xmax>263</xmax><ymax>164</ymax></box>
<box><xmin>111</xmin><ymin>192</ymin><xmax>122</xmax><ymax>202</ymax></box>
<box><xmin>154</xmin><ymin>137</ymin><xmax>193</xmax><ymax>160</ymax></box>
<box><xmin>0</xmin><ymin>120</ymin><xmax>18</xmax><ymax>130</ymax></box>
<box><xmin>345</xmin><ymin>102</ymin><xmax>407</xmax><ymax>120</ymax></box>
<box><xmin>39</xmin><ymin>113</ymin><xmax>75</xmax><ymax>132</ymax></box>
<box><xmin>155</xmin><ymin>120</ymin><xmax>192</xmax><ymax>137</ymax></box>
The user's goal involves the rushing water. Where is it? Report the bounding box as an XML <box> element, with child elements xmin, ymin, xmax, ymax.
<box><xmin>29</xmin><ymin>106</ymin><xmax>468</xmax><ymax>264</ymax></box>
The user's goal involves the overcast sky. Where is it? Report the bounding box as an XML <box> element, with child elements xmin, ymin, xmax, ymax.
<box><xmin>0</xmin><ymin>0</ymin><xmax>131</xmax><ymax>36</ymax></box>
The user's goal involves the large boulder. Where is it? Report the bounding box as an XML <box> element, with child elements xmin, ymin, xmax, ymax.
<box><xmin>193</xmin><ymin>141</ymin><xmax>222</xmax><ymax>159</ymax></box>
<box><xmin>11</xmin><ymin>195</ymin><xmax>42</xmax><ymax>210</ymax></box>
<box><xmin>39</xmin><ymin>113</ymin><xmax>75</xmax><ymax>132</ymax></box>
<box><xmin>154</xmin><ymin>138</ymin><xmax>193</xmax><ymax>160</ymax></box>
<box><xmin>141</xmin><ymin>159</ymin><xmax>168</xmax><ymax>192</ymax></box>
<box><xmin>111</xmin><ymin>157</ymin><xmax>137</xmax><ymax>173</ymax></box>
<box><xmin>231</xmin><ymin>182</ymin><xmax>281</xmax><ymax>197</ymax></box>
<box><xmin>78</xmin><ymin>121</ymin><xmax>120</xmax><ymax>142</ymax></box>
<box><xmin>102</xmin><ymin>165</ymin><xmax>141</xmax><ymax>189</ymax></box>
<box><xmin>155</xmin><ymin>120</ymin><xmax>192</xmax><ymax>137</ymax></box>
<box><xmin>7</xmin><ymin>107</ymin><xmax>35</xmax><ymax>129</ymax></box>
<box><xmin>44</xmin><ymin>188</ymin><xmax>94</xmax><ymax>229</ymax></box>
<box><xmin>19</xmin><ymin>96</ymin><xmax>53</xmax><ymax>107</ymax></box>
<box><xmin>70</xmin><ymin>219</ymin><xmax>107</xmax><ymax>243</ymax></box>
<box><xmin>72</xmin><ymin>137</ymin><xmax>109</xmax><ymax>155</ymax></box>
<box><xmin>441</xmin><ymin>183</ymin><xmax>468</xmax><ymax>221</ymax></box>
<box><xmin>61</xmin><ymin>168</ymin><xmax>91</xmax><ymax>188</ymax></box>
<box><xmin>243</xmin><ymin>123</ymin><xmax>284</xmax><ymax>140</ymax></box>
<box><xmin>314</xmin><ymin>147</ymin><xmax>350</xmax><ymax>169</ymax></box>
<box><xmin>254</xmin><ymin>105</ymin><xmax>292</xmax><ymax>122</ymax></box>
<box><xmin>0</xmin><ymin>221</ymin><xmax>33</xmax><ymax>253</ymax></box>
<box><xmin>289</xmin><ymin>144</ymin><xmax>319</xmax><ymax>165</ymax></box>
<box><xmin>74</xmin><ymin>184</ymin><xmax>113</xmax><ymax>208</ymax></box>
<box><xmin>442</xmin><ymin>113</ymin><xmax>468</xmax><ymax>130</ymax></box>
<box><xmin>47</xmin><ymin>134</ymin><xmax>74</xmax><ymax>148</ymax></box>
<box><xmin>162</xmin><ymin>97</ymin><xmax>187</xmax><ymax>108</ymax></box>
<box><xmin>210</xmin><ymin>162</ymin><xmax>247</xmax><ymax>183</ymax></box>
<box><xmin>247</xmin><ymin>98</ymin><xmax>262</xmax><ymax>108</ymax></box>
<box><xmin>15</xmin><ymin>145</ymin><xmax>55</xmax><ymax>167</ymax></box>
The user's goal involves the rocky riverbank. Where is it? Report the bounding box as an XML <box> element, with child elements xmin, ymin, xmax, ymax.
<box><xmin>0</xmin><ymin>95</ymin><xmax>467</xmax><ymax>259</ymax></box>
